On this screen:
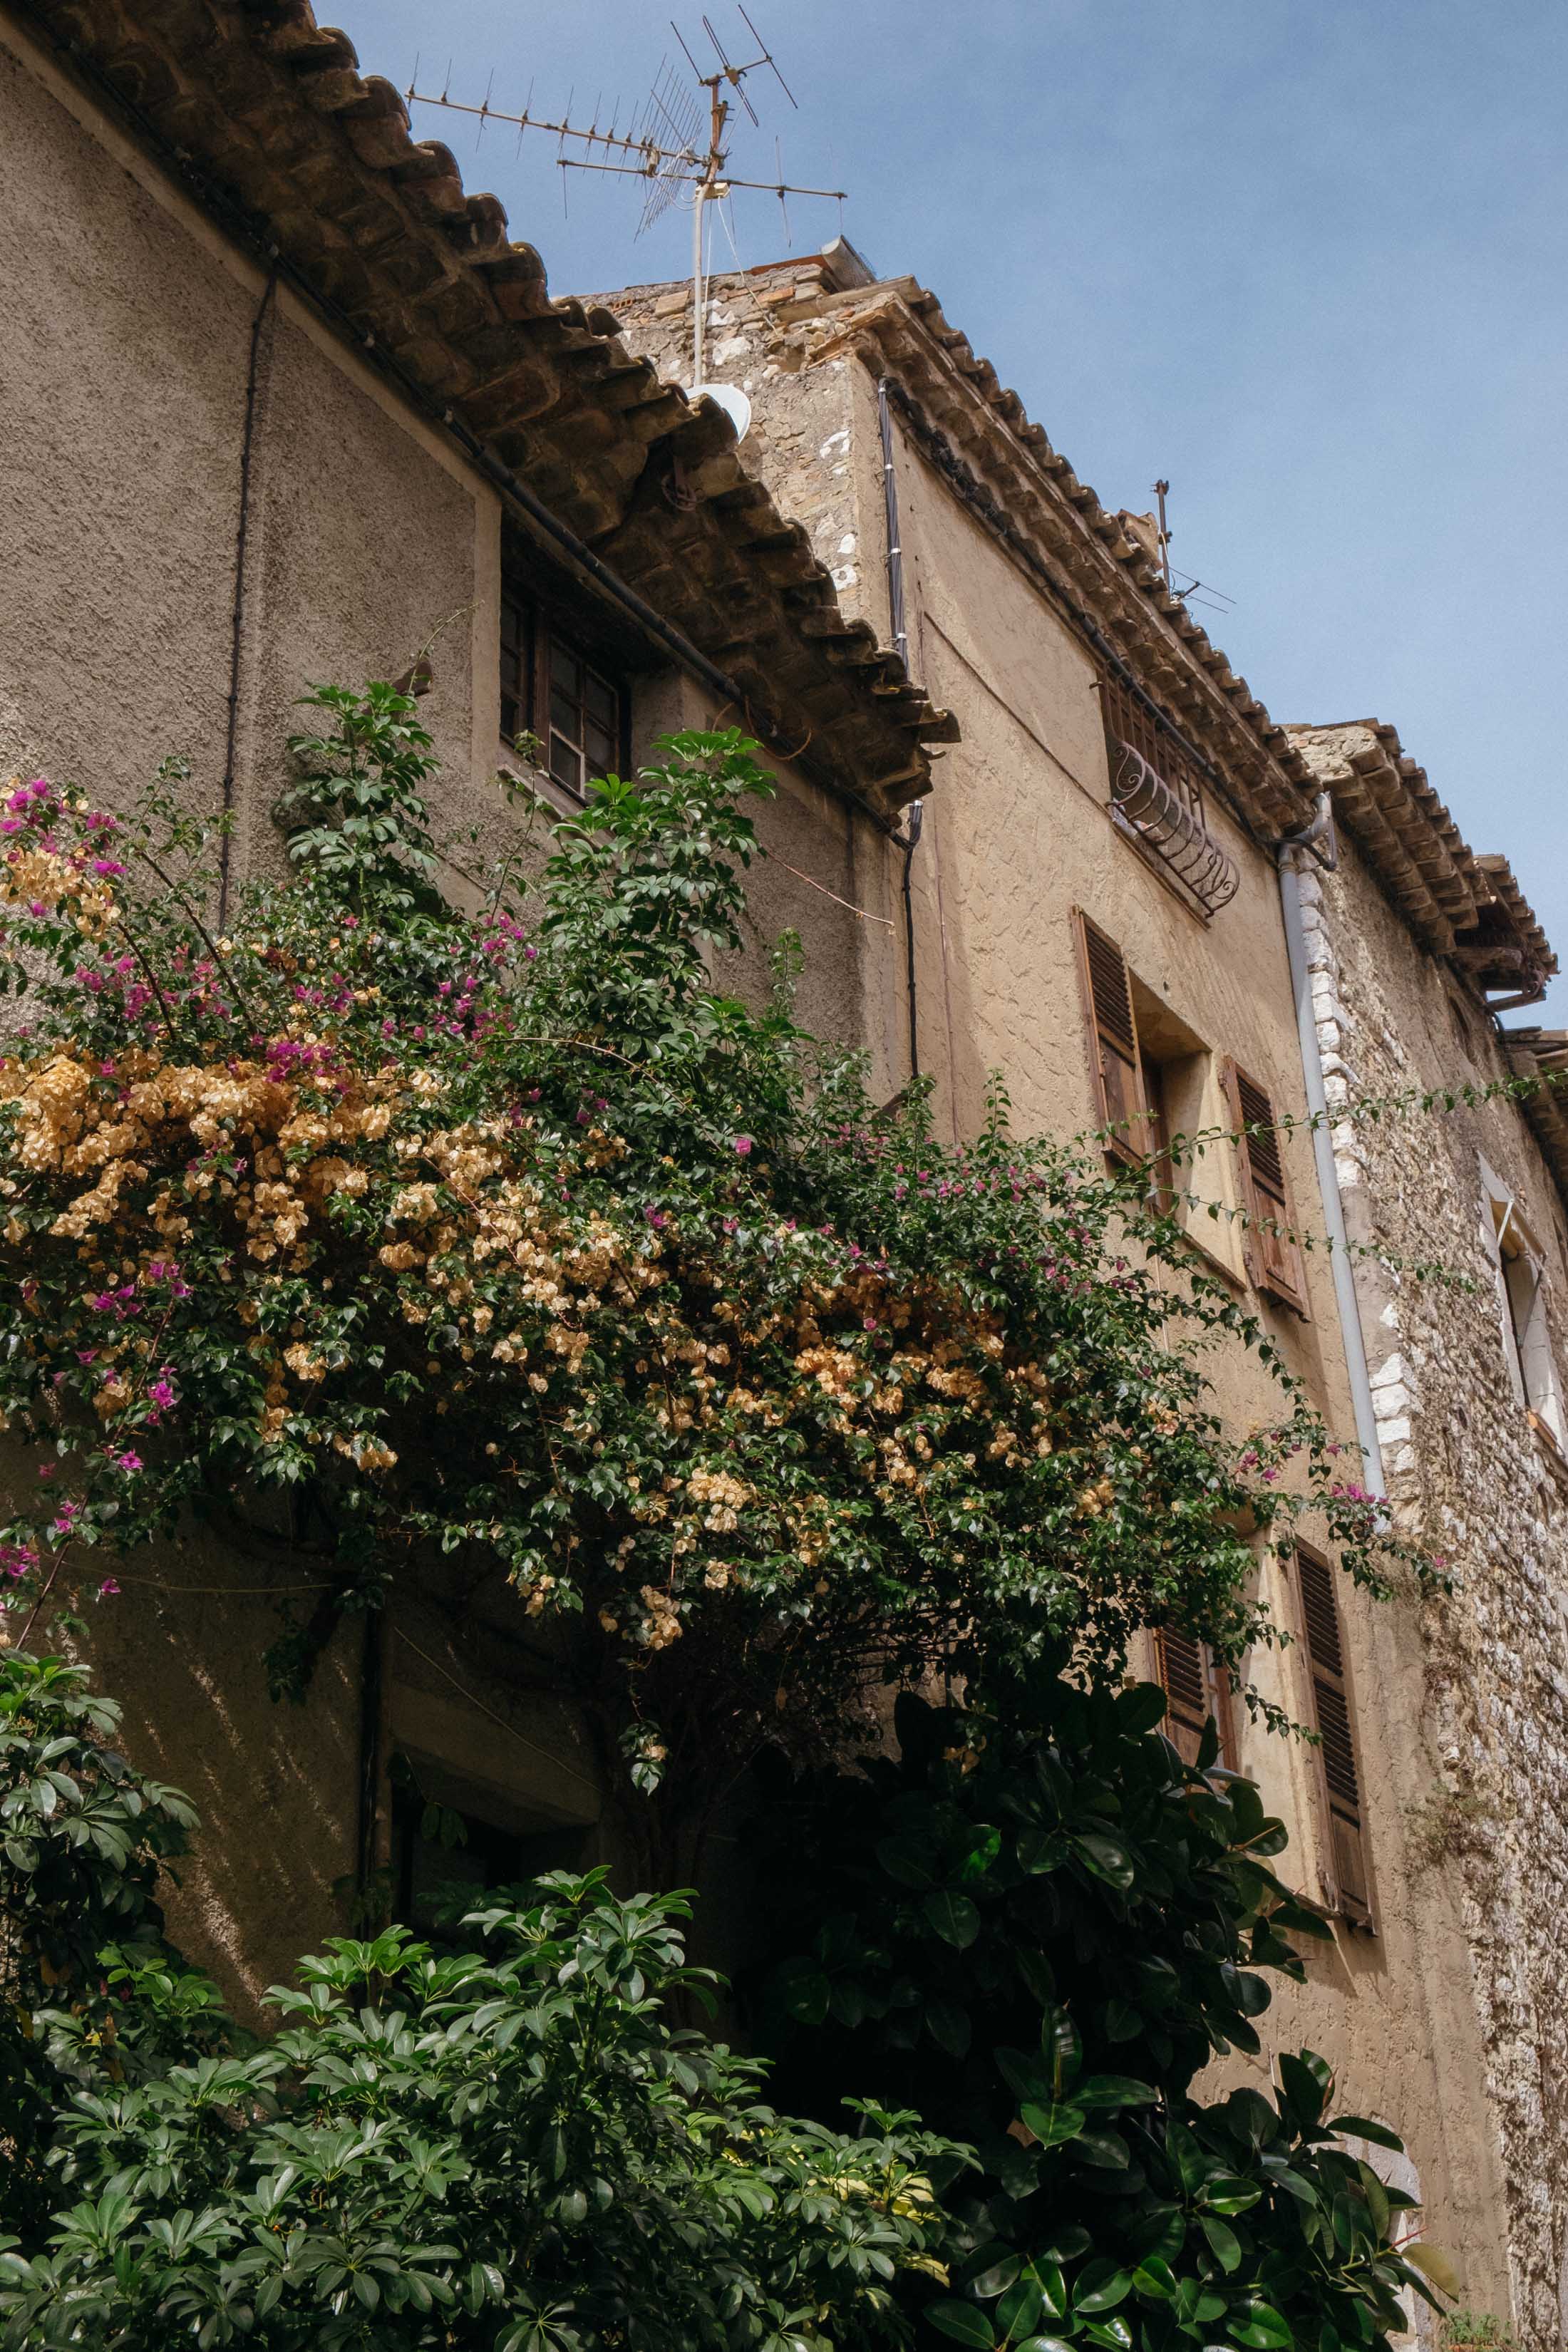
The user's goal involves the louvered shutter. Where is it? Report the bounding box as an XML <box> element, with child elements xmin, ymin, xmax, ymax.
<box><xmin>1155</xmin><ymin>1627</ymin><xmax>1235</xmax><ymax>1768</ymax></box>
<box><xmin>1296</xmin><ymin>1544</ymin><xmax>1372</xmax><ymax>1926</ymax></box>
<box><xmin>1073</xmin><ymin>912</ymin><xmax>1147</xmax><ymax>1165</ymax></box>
<box><xmin>1220</xmin><ymin>1058</ymin><xmax>1308</xmax><ymax>1314</ymax></box>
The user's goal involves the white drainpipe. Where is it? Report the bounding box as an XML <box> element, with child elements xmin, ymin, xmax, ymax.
<box><xmin>1275</xmin><ymin>805</ymin><xmax>1387</xmax><ymax>1501</ymax></box>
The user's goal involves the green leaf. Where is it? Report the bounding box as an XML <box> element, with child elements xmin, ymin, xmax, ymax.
<box><xmin>1073</xmin><ymin>1833</ymin><xmax>1136</xmax><ymax>1892</ymax></box>
<box><xmin>1019</xmin><ymin>2102</ymin><xmax>1087</xmax><ymax>2149</ymax></box>
<box><xmin>1200</xmin><ymin>2175</ymin><xmax>1262</xmax><ymax>2214</ymax></box>
<box><xmin>996</xmin><ymin>2279</ymin><xmax>1043</xmax><ymax>2338</ymax></box>
<box><xmin>969</xmin><ymin>2254</ymin><xmax>1023</xmax><ymax>2299</ymax></box>
<box><xmin>1228</xmin><ymin>2301</ymin><xmax>1293</xmax><ymax>2348</ymax></box>
<box><xmin>926</xmin><ymin>2301</ymin><xmax>997</xmax><ymax>2346</ymax></box>
<box><xmin>1400</xmin><ymin>2240</ymin><xmax>1462</xmax><ymax>2297</ymax></box>
<box><xmin>923</xmin><ymin>1889</ymin><xmax>982</xmax><ymax>1949</ymax></box>
<box><xmin>1329</xmin><ymin>2113</ymin><xmax>1405</xmax><ymax>2152</ymax></box>
<box><xmin>1130</xmin><ymin>2255</ymin><xmax>1177</xmax><ymax>2299</ymax></box>
<box><xmin>1073</xmin><ymin>2262</ymin><xmax>1133</xmax><ymax>2314</ymax></box>
<box><xmin>877</xmin><ymin>1836</ymin><xmax>936</xmax><ymax>1890</ymax></box>
<box><xmin>1076</xmin><ymin>2074</ymin><xmax>1157</xmax><ymax>2110</ymax></box>
<box><xmin>1198</xmin><ymin>2214</ymin><xmax>1242</xmax><ymax>2272</ymax></box>
<box><xmin>1116</xmin><ymin>1681</ymin><xmax>1172</xmax><ymax>1734</ymax></box>
<box><xmin>927</xmin><ymin>1998</ymin><xmax>972</xmax><ymax>2057</ymax></box>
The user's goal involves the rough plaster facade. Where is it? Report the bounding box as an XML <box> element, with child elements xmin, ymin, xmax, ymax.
<box><xmin>4</xmin><ymin>5</ymin><xmax>1567</xmax><ymax>2338</ymax></box>
<box><xmin>0</xmin><ymin>12</ymin><xmax>888</xmax><ymax>2010</ymax></box>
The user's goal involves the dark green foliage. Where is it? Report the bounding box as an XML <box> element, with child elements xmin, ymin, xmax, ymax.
<box><xmin>0</xmin><ymin>1654</ymin><xmax>200</xmax><ymax>2233</ymax></box>
<box><xmin>0</xmin><ymin>1873</ymin><xmax>959</xmax><ymax>2351</ymax></box>
<box><xmin>758</xmin><ymin>1668</ymin><xmax>1442</xmax><ymax>2351</ymax></box>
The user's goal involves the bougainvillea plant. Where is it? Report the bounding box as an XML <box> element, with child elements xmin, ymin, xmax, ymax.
<box><xmin>0</xmin><ymin>686</ymin><xmax>1428</xmax><ymax>1864</ymax></box>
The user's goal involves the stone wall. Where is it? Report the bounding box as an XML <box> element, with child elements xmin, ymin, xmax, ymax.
<box><xmin>1304</xmin><ymin>837</ymin><xmax>1568</xmax><ymax>2346</ymax></box>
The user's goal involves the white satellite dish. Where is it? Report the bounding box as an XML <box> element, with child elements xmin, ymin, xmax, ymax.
<box><xmin>688</xmin><ymin>381</ymin><xmax>752</xmax><ymax>441</ymax></box>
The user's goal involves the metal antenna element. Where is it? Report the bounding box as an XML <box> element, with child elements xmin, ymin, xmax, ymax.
<box><xmin>1154</xmin><ymin>479</ymin><xmax>1173</xmax><ymax>600</ymax></box>
<box><xmin>406</xmin><ymin>8</ymin><xmax>845</xmax><ymax>397</ymax></box>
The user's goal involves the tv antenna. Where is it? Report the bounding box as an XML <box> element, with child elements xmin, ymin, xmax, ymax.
<box><xmin>1152</xmin><ymin>480</ymin><xmax>1237</xmax><ymax>619</ymax></box>
<box><xmin>406</xmin><ymin>9</ymin><xmax>847</xmax><ymax>406</ymax></box>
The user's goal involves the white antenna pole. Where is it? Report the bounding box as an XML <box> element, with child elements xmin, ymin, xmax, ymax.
<box><xmin>692</xmin><ymin>185</ymin><xmax>706</xmax><ymax>383</ymax></box>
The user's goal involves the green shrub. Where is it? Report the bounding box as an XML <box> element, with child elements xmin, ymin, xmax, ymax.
<box><xmin>1</xmin><ymin>1869</ymin><xmax>957</xmax><ymax>2352</ymax></box>
<box><xmin>0</xmin><ymin>1652</ymin><xmax>201</xmax><ymax>2234</ymax></box>
<box><xmin>759</xmin><ymin>1666</ymin><xmax>1447</xmax><ymax>2351</ymax></box>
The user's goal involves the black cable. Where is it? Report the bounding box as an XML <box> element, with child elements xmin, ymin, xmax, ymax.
<box><xmin>217</xmin><ymin>262</ymin><xmax>278</xmax><ymax>929</ymax></box>
<box><xmin>901</xmin><ymin>804</ymin><xmax>922</xmax><ymax>1082</ymax></box>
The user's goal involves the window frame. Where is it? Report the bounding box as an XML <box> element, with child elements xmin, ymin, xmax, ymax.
<box><xmin>1292</xmin><ymin>1540</ymin><xmax>1373</xmax><ymax>1929</ymax></box>
<box><xmin>1479</xmin><ymin>1157</ymin><xmax>1567</xmax><ymax>1450</ymax></box>
<box><xmin>1068</xmin><ymin>914</ymin><xmax>1249</xmax><ymax>1286</ymax></box>
<box><xmin>499</xmin><ymin>586</ymin><xmax>630</xmax><ymax>802</ymax></box>
<box><xmin>1152</xmin><ymin>1624</ymin><xmax>1237</xmax><ymax>1770</ymax></box>
<box><xmin>1219</xmin><ymin>1056</ymin><xmax>1309</xmax><ymax>1318</ymax></box>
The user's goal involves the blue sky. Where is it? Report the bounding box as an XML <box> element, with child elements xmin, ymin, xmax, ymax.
<box><xmin>329</xmin><ymin>0</ymin><xmax>1567</xmax><ymax>1022</ymax></box>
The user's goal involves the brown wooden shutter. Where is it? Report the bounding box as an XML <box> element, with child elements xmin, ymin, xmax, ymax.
<box><xmin>1295</xmin><ymin>1543</ymin><xmax>1372</xmax><ymax>1926</ymax></box>
<box><xmin>1155</xmin><ymin>1627</ymin><xmax>1235</xmax><ymax>1768</ymax></box>
<box><xmin>1072</xmin><ymin>912</ymin><xmax>1147</xmax><ymax>1165</ymax></box>
<box><xmin>1220</xmin><ymin>1058</ymin><xmax>1308</xmax><ymax>1314</ymax></box>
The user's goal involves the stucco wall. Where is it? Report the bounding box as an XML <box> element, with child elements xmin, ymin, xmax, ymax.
<box><xmin>1306</xmin><ymin>837</ymin><xmax>1568</xmax><ymax>2345</ymax></box>
<box><xmin>0</xmin><ymin>29</ymin><xmax>881</xmax><ymax>2006</ymax></box>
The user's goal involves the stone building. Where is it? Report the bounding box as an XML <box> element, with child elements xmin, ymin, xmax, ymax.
<box><xmin>594</xmin><ymin>244</ymin><xmax>1568</xmax><ymax>2338</ymax></box>
<box><xmin>1</xmin><ymin>1</ymin><xmax>1566</xmax><ymax>2338</ymax></box>
<box><xmin>1286</xmin><ymin>720</ymin><xmax>1568</xmax><ymax>2345</ymax></box>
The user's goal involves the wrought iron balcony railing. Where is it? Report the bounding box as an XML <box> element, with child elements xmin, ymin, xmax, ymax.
<box><xmin>1109</xmin><ymin>739</ymin><xmax>1240</xmax><ymax>914</ymax></box>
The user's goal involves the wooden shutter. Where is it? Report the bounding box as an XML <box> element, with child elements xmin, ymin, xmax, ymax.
<box><xmin>1073</xmin><ymin>912</ymin><xmax>1147</xmax><ymax>1165</ymax></box>
<box><xmin>1295</xmin><ymin>1544</ymin><xmax>1372</xmax><ymax>1926</ymax></box>
<box><xmin>1220</xmin><ymin>1058</ymin><xmax>1307</xmax><ymax>1314</ymax></box>
<box><xmin>1155</xmin><ymin>1627</ymin><xmax>1234</xmax><ymax>1768</ymax></box>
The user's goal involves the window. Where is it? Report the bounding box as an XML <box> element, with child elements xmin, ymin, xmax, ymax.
<box><xmin>1294</xmin><ymin>1542</ymin><xmax>1371</xmax><ymax>1927</ymax></box>
<box><xmin>392</xmin><ymin>1780</ymin><xmax>591</xmax><ymax>1945</ymax></box>
<box><xmin>1152</xmin><ymin>1625</ymin><xmax>1237</xmax><ymax>1770</ymax></box>
<box><xmin>1070</xmin><ymin>912</ymin><xmax>1242</xmax><ymax>1277</ymax></box>
<box><xmin>1073</xmin><ymin>909</ymin><xmax>1148</xmax><ymax>1166</ymax></box>
<box><xmin>1219</xmin><ymin>1058</ymin><xmax>1308</xmax><ymax>1316</ymax></box>
<box><xmin>499</xmin><ymin>588</ymin><xmax>626</xmax><ymax>799</ymax></box>
<box><xmin>1480</xmin><ymin>1160</ymin><xmax>1567</xmax><ymax>1450</ymax></box>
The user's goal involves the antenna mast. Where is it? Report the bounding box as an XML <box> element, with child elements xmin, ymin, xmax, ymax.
<box><xmin>1154</xmin><ymin>479</ymin><xmax>1173</xmax><ymax>599</ymax></box>
<box><xmin>406</xmin><ymin>7</ymin><xmax>845</xmax><ymax>396</ymax></box>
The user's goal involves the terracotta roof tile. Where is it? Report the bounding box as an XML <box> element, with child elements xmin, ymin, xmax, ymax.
<box><xmin>1286</xmin><ymin>721</ymin><xmax>1555</xmax><ymax>1003</ymax></box>
<box><xmin>16</xmin><ymin>0</ymin><xmax>952</xmax><ymax>815</ymax></box>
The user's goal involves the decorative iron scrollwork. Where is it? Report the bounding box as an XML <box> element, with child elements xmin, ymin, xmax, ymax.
<box><xmin>1110</xmin><ymin>741</ymin><xmax>1240</xmax><ymax>914</ymax></box>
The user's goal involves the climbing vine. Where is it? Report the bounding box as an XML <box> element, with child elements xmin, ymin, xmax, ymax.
<box><xmin>0</xmin><ymin>688</ymin><xmax>1428</xmax><ymax>1853</ymax></box>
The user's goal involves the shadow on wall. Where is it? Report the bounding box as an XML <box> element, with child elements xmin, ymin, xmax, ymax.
<box><xmin>4</xmin><ymin>1477</ymin><xmax>363</xmax><ymax>2018</ymax></box>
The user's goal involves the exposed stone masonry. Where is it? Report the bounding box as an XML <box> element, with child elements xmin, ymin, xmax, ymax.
<box><xmin>1296</xmin><ymin>837</ymin><xmax>1568</xmax><ymax>2346</ymax></box>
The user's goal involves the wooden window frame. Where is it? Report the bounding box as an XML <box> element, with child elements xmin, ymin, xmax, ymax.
<box><xmin>1294</xmin><ymin>1541</ymin><xmax>1372</xmax><ymax>1929</ymax></box>
<box><xmin>1219</xmin><ymin>1056</ymin><xmax>1309</xmax><ymax>1316</ymax></box>
<box><xmin>1071</xmin><ymin>909</ymin><xmax>1150</xmax><ymax>1167</ymax></box>
<box><xmin>499</xmin><ymin>587</ymin><xmax>629</xmax><ymax>800</ymax></box>
<box><xmin>1153</xmin><ymin>1625</ymin><xmax>1237</xmax><ymax>1770</ymax></box>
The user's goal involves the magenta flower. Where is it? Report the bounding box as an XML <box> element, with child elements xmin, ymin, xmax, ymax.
<box><xmin>98</xmin><ymin>1578</ymin><xmax>120</xmax><ymax>1599</ymax></box>
<box><xmin>113</xmin><ymin>1450</ymin><xmax>143</xmax><ymax>1473</ymax></box>
<box><xmin>733</xmin><ymin>1135</ymin><xmax>754</xmax><ymax>1158</ymax></box>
